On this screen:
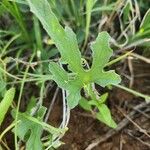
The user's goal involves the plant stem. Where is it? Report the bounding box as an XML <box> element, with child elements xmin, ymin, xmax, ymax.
<box><xmin>114</xmin><ymin>84</ymin><xmax>150</xmax><ymax>102</ymax></box>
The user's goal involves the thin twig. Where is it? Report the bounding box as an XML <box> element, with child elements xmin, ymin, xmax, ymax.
<box><xmin>130</xmin><ymin>53</ymin><xmax>150</xmax><ymax>64</ymax></box>
<box><xmin>127</xmin><ymin>130</ymin><xmax>150</xmax><ymax>148</ymax></box>
<box><xmin>85</xmin><ymin>102</ymin><xmax>149</xmax><ymax>150</ymax></box>
<box><xmin>117</xmin><ymin>107</ymin><xmax>150</xmax><ymax>138</ymax></box>
<box><xmin>0</xmin><ymin>140</ymin><xmax>11</xmax><ymax>150</ymax></box>
<box><xmin>116</xmin><ymin>38</ymin><xmax>150</xmax><ymax>54</ymax></box>
<box><xmin>44</xmin><ymin>87</ymin><xmax>59</xmax><ymax>123</ymax></box>
<box><xmin>127</xmin><ymin>56</ymin><xmax>134</xmax><ymax>88</ymax></box>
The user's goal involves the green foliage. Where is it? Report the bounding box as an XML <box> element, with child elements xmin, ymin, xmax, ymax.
<box><xmin>27</xmin><ymin>0</ymin><xmax>121</xmax><ymax>110</ymax></box>
<box><xmin>0</xmin><ymin>71</ymin><xmax>6</xmax><ymax>98</ymax></box>
<box><xmin>90</xmin><ymin>100</ymin><xmax>117</xmax><ymax>128</ymax></box>
<box><xmin>49</xmin><ymin>62</ymin><xmax>82</xmax><ymax>109</ymax></box>
<box><xmin>11</xmin><ymin>97</ymin><xmax>64</xmax><ymax>150</ymax></box>
<box><xmin>0</xmin><ymin>80</ymin><xmax>6</xmax><ymax>97</ymax></box>
<box><xmin>1</xmin><ymin>0</ymin><xmax>30</xmax><ymax>43</ymax></box>
<box><xmin>13</xmin><ymin>108</ymin><xmax>45</xmax><ymax>150</ymax></box>
<box><xmin>49</xmin><ymin>33</ymin><xmax>121</xmax><ymax>109</ymax></box>
<box><xmin>122</xmin><ymin>1</ymin><xmax>131</xmax><ymax>24</ymax></box>
<box><xmin>96</xmin><ymin>105</ymin><xmax>117</xmax><ymax>128</ymax></box>
<box><xmin>0</xmin><ymin>88</ymin><xmax>15</xmax><ymax>126</ymax></box>
<box><xmin>80</xmin><ymin>93</ymin><xmax>117</xmax><ymax>128</ymax></box>
<box><xmin>140</xmin><ymin>9</ymin><xmax>150</xmax><ymax>35</ymax></box>
<box><xmin>79</xmin><ymin>97</ymin><xmax>91</xmax><ymax>111</ymax></box>
<box><xmin>129</xmin><ymin>8</ymin><xmax>150</xmax><ymax>47</ymax></box>
<box><xmin>27</xmin><ymin>0</ymin><xmax>83</xmax><ymax>73</ymax></box>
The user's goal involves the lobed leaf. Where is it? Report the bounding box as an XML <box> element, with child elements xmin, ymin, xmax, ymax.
<box><xmin>89</xmin><ymin>32</ymin><xmax>121</xmax><ymax>87</ymax></box>
<box><xmin>27</xmin><ymin>0</ymin><xmax>83</xmax><ymax>73</ymax></box>
<box><xmin>94</xmin><ymin>70</ymin><xmax>121</xmax><ymax>87</ymax></box>
<box><xmin>27</xmin><ymin>0</ymin><xmax>121</xmax><ymax>110</ymax></box>
<box><xmin>12</xmin><ymin>100</ymin><xmax>47</xmax><ymax>150</ymax></box>
<box><xmin>90</xmin><ymin>32</ymin><xmax>112</xmax><ymax>72</ymax></box>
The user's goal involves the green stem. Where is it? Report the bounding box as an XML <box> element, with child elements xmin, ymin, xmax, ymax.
<box><xmin>14</xmin><ymin>51</ymin><xmax>35</xmax><ymax>150</ymax></box>
<box><xmin>114</xmin><ymin>84</ymin><xmax>150</xmax><ymax>102</ymax></box>
<box><xmin>21</xmin><ymin>113</ymin><xmax>67</xmax><ymax>134</ymax></box>
<box><xmin>0</xmin><ymin>121</ymin><xmax>20</xmax><ymax>141</ymax></box>
<box><xmin>0</xmin><ymin>66</ymin><xmax>21</xmax><ymax>80</ymax></box>
<box><xmin>105</xmin><ymin>51</ymin><xmax>132</xmax><ymax>67</ymax></box>
<box><xmin>82</xmin><ymin>0</ymin><xmax>95</xmax><ymax>52</ymax></box>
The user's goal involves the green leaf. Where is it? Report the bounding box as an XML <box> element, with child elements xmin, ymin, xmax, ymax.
<box><xmin>99</xmin><ymin>93</ymin><xmax>108</xmax><ymax>104</ymax></box>
<box><xmin>96</xmin><ymin>104</ymin><xmax>117</xmax><ymax>128</ymax></box>
<box><xmin>84</xmin><ymin>0</ymin><xmax>97</xmax><ymax>44</ymax></box>
<box><xmin>27</xmin><ymin>0</ymin><xmax>121</xmax><ymax>110</ymax></box>
<box><xmin>88</xmin><ymin>99</ymin><xmax>98</xmax><ymax>106</ymax></box>
<box><xmin>49</xmin><ymin>62</ymin><xmax>82</xmax><ymax>109</ymax></box>
<box><xmin>0</xmin><ymin>80</ymin><xmax>6</xmax><ymax>97</ymax></box>
<box><xmin>12</xmin><ymin>100</ymin><xmax>47</xmax><ymax>150</ymax></box>
<box><xmin>88</xmin><ymin>99</ymin><xmax>117</xmax><ymax>128</ymax></box>
<box><xmin>27</xmin><ymin>0</ymin><xmax>83</xmax><ymax>73</ymax></box>
<box><xmin>88</xmin><ymin>93</ymin><xmax>108</xmax><ymax>106</ymax></box>
<box><xmin>140</xmin><ymin>9</ymin><xmax>150</xmax><ymax>31</ymax></box>
<box><xmin>26</xmin><ymin>125</ymin><xmax>43</xmax><ymax>150</ymax></box>
<box><xmin>0</xmin><ymin>88</ymin><xmax>15</xmax><ymax>126</ymax></box>
<box><xmin>89</xmin><ymin>32</ymin><xmax>121</xmax><ymax>87</ymax></box>
<box><xmin>94</xmin><ymin>70</ymin><xmax>121</xmax><ymax>87</ymax></box>
<box><xmin>67</xmin><ymin>87</ymin><xmax>81</xmax><ymax>109</ymax></box>
<box><xmin>8</xmin><ymin>0</ymin><xmax>28</xmax><ymax>5</ymax></box>
<box><xmin>90</xmin><ymin>32</ymin><xmax>113</xmax><ymax>71</ymax></box>
<box><xmin>123</xmin><ymin>2</ymin><xmax>131</xmax><ymax>23</ymax></box>
<box><xmin>97</xmin><ymin>104</ymin><xmax>111</xmax><ymax>124</ymax></box>
<box><xmin>79</xmin><ymin>97</ymin><xmax>92</xmax><ymax>111</ymax></box>
<box><xmin>49</xmin><ymin>62</ymin><xmax>68</xmax><ymax>89</ymax></box>
<box><xmin>63</xmin><ymin>27</ymin><xmax>83</xmax><ymax>72</ymax></box>
<box><xmin>26</xmin><ymin>96</ymin><xmax>37</xmax><ymax>114</ymax></box>
<box><xmin>15</xmin><ymin>115</ymin><xmax>43</xmax><ymax>150</ymax></box>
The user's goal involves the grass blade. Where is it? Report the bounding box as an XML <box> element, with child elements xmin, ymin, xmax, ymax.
<box><xmin>0</xmin><ymin>88</ymin><xmax>15</xmax><ymax>126</ymax></box>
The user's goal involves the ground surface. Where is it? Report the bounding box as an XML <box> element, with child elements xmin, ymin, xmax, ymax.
<box><xmin>47</xmin><ymin>61</ymin><xmax>150</xmax><ymax>150</ymax></box>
